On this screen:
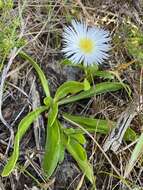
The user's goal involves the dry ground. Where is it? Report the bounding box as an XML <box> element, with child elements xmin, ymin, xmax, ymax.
<box><xmin>0</xmin><ymin>0</ymin><xmax>143</xmax><ymax>190</ymax></box>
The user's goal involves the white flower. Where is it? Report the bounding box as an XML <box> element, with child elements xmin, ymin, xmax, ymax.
<box><xmin>62</xmin><ymin>20</ymin><xmax>111</xmax><ymax>66</ymax></box>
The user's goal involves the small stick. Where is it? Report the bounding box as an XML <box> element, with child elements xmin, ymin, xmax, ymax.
<box><xmin>103</xmin><ymin>96</ymin><xmax>143</xmax><ymax>152</ymax></box>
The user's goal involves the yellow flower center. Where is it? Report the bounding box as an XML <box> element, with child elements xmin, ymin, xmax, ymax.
<box><xmin>79</xmin><ymin>38</ymin><xmax>94</xmax><ymax>54</ymax></box>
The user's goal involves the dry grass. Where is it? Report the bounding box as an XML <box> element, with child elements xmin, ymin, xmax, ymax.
<box><xmin>0</xmin><ymin>0</ymin><xmax>143</xmax><ymax>190</ymax></box>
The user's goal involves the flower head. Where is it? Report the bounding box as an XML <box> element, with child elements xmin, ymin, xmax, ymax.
<box><xmin>62</xmin><ymin>20</ymin><xmax>111</xmax><ymax>66</ymax></box>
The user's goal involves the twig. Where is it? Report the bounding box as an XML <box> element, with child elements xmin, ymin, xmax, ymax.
<box><xmin>75</xmin><ymin>0</ymin><xmax>94</xmax><ymax>24</ymax></box>
<box><xmin>0</xmin><ymin>48</ymin><xmax>18</xmax><ymax>155</ymax></box>
<box><xmin>0</xmin><ymin>46</ymin><xmax>25</xmax><ymax>156</ymax></box>
<box><xmin>28</xmin><ymin>73</ymin><xmax>45</xmax><ymax>164</ymax></box>
<box><xmin>103</xmin><ymin>95</ymin><xmax>143</xmax><ymax>152</ymax></box>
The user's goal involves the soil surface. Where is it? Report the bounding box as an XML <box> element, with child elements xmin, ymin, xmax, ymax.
<box><xmin>0</xmin><ymin>0</ymin><xmax>143</xmax><ymax>190</ymax></box>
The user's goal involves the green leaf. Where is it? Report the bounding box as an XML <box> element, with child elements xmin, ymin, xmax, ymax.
<box><xmin>85</xmin><ymin>65</ymin><xmax>114</xmax><ymax>80</ymax></box>
<box><xmin>63</xmin><ymin>114</ymin><xmax>137</xmax><ymax>142</ymax></box>
<box><xmin>48</xmin><ymin>102</ymin><xmax>58</xmax><ymax>127</ymax></box>
<box><xmin>124</xmin><ymin>132</ymin><xmax>143</xmax><ymax>177</ymax></box>
<box><xmin>19</xmin><ymin>51</ymin><xmax>50</xmax><ymax>97</ymax></box>
<box><xmin>63</xmin><ymin>128</ymin><xmax>86</xmax><ymax>144</ymax></box>
<box><xmin>66</xmin><ymin>137</ymin><xmax>94</xmax><ymax>184</ymax></box>
<box><xmin>93</xmin><ymin>71</ymin><xmax>115</xmax><ymax>80</ymax></box>
<box><xmin>63</xmin><ymin>128</ymin><xmax>76</xmax><ymax>135</ymax></box>
<box><xmin>58</xmin><ymin>130</ymin><xmax>65</xmax><ymax>163</ymax></box>
<box><xmin>58</xmin><ymin>143</ymin><xmax>65</xmax><ymax>163</ymax></box>
<box><xmin>70</xmin><ymin>133</ymin><xmax>86</xmax><ymax>145</ymax></box>
<box><xmin>2</xmin><ymin>106</ymin><xmax>48</xmax><ymax>177</ymax></box>
<box><xmin>85</xmin><ymin>65</ymin><xmax>99</xmax><ymax>74</ymax></box>
<box><xmin>124</xmin><ymin>128</ymin><xmax>137</xmax><ymax>142</ymax></box>
<box><xmin>42</xmin><ymin>119</ymin><xmax>61</xmax><ymax>177</ymax></box>
<box><xmin>59</xmin><ymin>82</ymin><xmax>124</xmax><ymax>105</ymax></box>
<box><xmin>43</xmin><ymin>96</ymin><xmax>52</xmax><ymax>106</ymax></box>
<box><xmin>83</xmin><ymin>78</ymin><xmax>91</xmax><ymax>91</ymax></box>
<box><xmin>54</xmin><ymin>81</ymin><xmax>84</xmax><ymax>101</ymax></box>
<box><xmin>60</xmin><ymin>58</ymin><xmax>73</xmax><ymax>65</ymax></box>
<box><xmin>0</xmin><ymin>0</ymin><xmax>4</xmax><ymax>9</ymax></box>
<box><xmin>68</xmin><ymin>138</ymin><xmax>87</xmax><ymax>161</ymax></box>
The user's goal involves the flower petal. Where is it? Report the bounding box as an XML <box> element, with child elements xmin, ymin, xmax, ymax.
<box><xmin>62</xmin><ymin>20</ymin><xmax>111</xmax><ymax>66</ymax></box>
